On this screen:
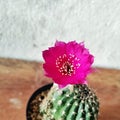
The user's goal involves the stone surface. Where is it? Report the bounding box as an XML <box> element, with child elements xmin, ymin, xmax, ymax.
<box><xmin>0</xmin><ymin>0</ymin><xmax>120</xmax><ymax>68</ymax></box>
<box><xmin>0</xmin><ymin>58</ymin><xmax>120</xmax><ymax>120</ymax></box>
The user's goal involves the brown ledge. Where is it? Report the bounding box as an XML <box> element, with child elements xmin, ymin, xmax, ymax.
<box><xmin>0</xmin><ymin>58</ymin><xmax>120</xmax><ymax>120</ymax></box>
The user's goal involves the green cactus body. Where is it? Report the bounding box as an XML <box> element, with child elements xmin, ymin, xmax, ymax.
<box><xmin>40</xmin><ymin>84</ymin><xmax>99</xmax><ymax>120</ymax></box>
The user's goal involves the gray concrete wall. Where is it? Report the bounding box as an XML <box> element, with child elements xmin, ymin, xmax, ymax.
<box><xmin>0</xmin><ymin>0</ymin><xmax>120</xmax><ymax>69</ymax></box>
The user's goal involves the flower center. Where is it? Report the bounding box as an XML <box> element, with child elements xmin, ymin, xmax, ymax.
<box><xmin>62</xmin><ymin>61</ymin><xmax>74</xmax><ymax>75</ymax></box>
<box><xmin>56</xmin><ymin>54</ymin><xmax>80</xmax><ymax>76</ymax></box>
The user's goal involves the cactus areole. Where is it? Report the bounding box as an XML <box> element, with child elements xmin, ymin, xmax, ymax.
<box><xmin>41</xmin><ymin>40</ymin><xmax>99</xmax><ymax>120</ymax></box>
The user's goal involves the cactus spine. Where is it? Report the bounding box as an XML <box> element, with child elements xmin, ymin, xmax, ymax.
<box><xmin>40</xmin><ymin>84</ymin><xmax>99</xmax><ymax>120</ymax></box>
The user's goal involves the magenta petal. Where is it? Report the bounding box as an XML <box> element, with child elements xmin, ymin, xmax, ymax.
<box><xmin>58</xmin><ymin>84</ymin><xmax>67</xmax><ymax>89</ymax></box>
<box><xmin>81</xmin><ymin>80</ymin><xmax>88</xmax><ymax>85</ymax></box>
<box><xmin>43</xmin><ymin>64</ymin><xmax>59</xmax><ymax>78</ymax></box>
<box><xmin>55</xmin><ymin>40</ymin><xmax>66</xmax><ymax>47</ymax></box>
<box><xmin>42</xmin><ymin>50</ymin><xmax>53</xmax><ymax>63</ymax></box>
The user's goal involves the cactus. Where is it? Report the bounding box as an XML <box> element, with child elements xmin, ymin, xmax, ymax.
<box><xmin>39</xmin><ymin>84</ymin><xmax>99</xmax><ymax>120</ymax></box>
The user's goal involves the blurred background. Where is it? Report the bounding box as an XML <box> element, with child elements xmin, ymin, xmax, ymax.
<box><xmin>0</xmin><ymin>1</ymin><xmax>120</xmax><ymax>120</ymax></box>
<box><xmin>0</xmin><ymin>0</ymin><xmax>120</xmax><ymax>69</ymax></box>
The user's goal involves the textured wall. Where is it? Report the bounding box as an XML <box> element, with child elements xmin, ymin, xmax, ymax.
<box><xmin>0</xmin><ymin>0</ymin><xmax>120</xmax><ymax>69</ymax></box>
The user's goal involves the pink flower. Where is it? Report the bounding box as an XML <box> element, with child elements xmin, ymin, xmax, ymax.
<box><xmin>42</xmin><ymin>41</ymin><xmax>94</xmax><ymax>88</ymax></box>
